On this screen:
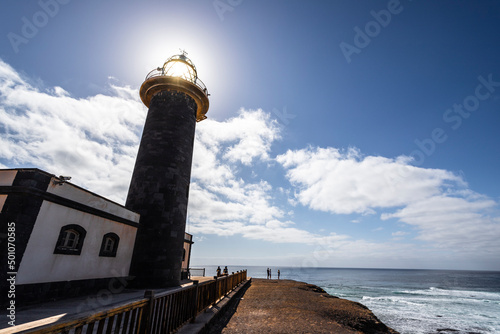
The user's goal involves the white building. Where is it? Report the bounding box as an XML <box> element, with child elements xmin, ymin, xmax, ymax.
<box><xmin>0</xmin><ymin>168</ymin><xmax>194</xmax><ymax>305</ymax></box>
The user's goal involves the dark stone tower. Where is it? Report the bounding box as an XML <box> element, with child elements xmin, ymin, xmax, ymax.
<box><xmin>126</xmin><ymin>53</ymin><xmax>209</xmax><ymax>287</ymax></box>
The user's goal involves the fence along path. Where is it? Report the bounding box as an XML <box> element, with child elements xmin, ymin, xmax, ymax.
<box><xmin>17</xmin><ymin>270</ymin><xmax>247</xmax><ymax>334</ymax></box>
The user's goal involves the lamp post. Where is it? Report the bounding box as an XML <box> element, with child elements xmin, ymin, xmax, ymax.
<box><xmin>126</xmin><ymin>52</ymin><xmax>209</xmax><ymax>287</ymax></box>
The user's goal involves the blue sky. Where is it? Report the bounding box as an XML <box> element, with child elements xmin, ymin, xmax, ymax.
<box><xmin>1</xmin><ymin>0</ymin><xmax>499</xmax><ymax>270</ymax></box>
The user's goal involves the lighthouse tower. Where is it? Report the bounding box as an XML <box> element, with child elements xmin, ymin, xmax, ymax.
<box><xmin>126</xmin><ymin>52</ymin><xmax>209</xmax><ymax>287</ymax></box>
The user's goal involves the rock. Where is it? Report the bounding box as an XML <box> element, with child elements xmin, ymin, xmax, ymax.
<box><xmin>437</xmin><ymin>329</ymin><xmax>459</xmax><ymax>332</ymax></box>
<box><xmin>207</xmin><ymin>278</ymin><xmax>399</xmax><ymax>334</ymax></box>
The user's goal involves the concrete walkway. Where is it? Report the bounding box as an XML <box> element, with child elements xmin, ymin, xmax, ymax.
<box><xmin>177</xmin><ymin>278</ymin><xmax>251</xmax><ymax>334</ymax></box>
<box><xmin>203</xmin><ymin>278</ymin><xmax>398</xmax><ymax>334</ymax></box>
<box><xmin>0</xmin><ymin>278</ymin><xmax>397</xmax><ymax>334</ymax></box>
<box><xmin>0</xmin><ymin>276</ymin><xmax>213</xmax><ymax>333</ymax></box>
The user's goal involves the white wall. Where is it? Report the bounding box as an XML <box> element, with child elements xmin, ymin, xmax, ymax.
<box><xmin>0</xmin><ymin>170</ymin><xmax>17</xmax><ymax>186</ymax></box>
<box><xmin>47</xmin><ymin>178</ymin><xmax>140</xmax><ymax>223</ymax></box>
<box><xmin>0</xmin><ymin>195</ymin><xmax>7</xmax><ymax>212</ymax></box>
<box><xmin>16</xmin><ymin>200</ymin><xmax>138</xmax><ymax>284</ymax></box>
<box><xmin>0</xmin><ymin>170</ymin><xmax>17</xmax><ymax>214</ymax></box>
<box><xmin>182</xmin><ymin>233</ymin><xmax>193</xmax><ymax>270</ymax></box>
<box><xmin>182</xmin><ymin>242</ymin><xmax>191</xmax><ymax>270</ymax></box>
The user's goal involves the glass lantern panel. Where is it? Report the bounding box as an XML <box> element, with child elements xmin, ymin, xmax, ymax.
<box><xmin>164</xmin><ymin>60</ymin><xmax>196</xmax><ymax>82</ymax></box>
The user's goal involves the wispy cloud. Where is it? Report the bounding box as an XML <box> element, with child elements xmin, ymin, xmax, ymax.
<box><xmin>195</xmin><ymin>108</ymin><xmax>280</xmax><ymax>166</ymax></box>
<box><xmin>188</xmin><ymin>110</ymin><xmax>305</xmax><ymax>242</ymax></box>
<box><xmin>382</xmin><ymin>194</ymin><xmax>500</xmax><ymax>252</ymax></box>
<box><xmin>276</xmin><ymin>146</ymin><xmax>466</xmax><ymax>215</ymax></box>
<box><xmin>0</xmin><ymin>59</ymin><xmax>323</xmax><ymax>248</ymax></box>
<box><xmin>2</xmin><ymin>58</ymin><xmax>499</xmax><ymax>269</ymax></box>
<box><xmin>276</xmin><ymin>146</ymin><xmax>500</xmax><ymax>255</ymax></box>
<box><xmin>0</xmin><ymin>59</ymin><xmax>144</xmax><ymax>203</ymax></box>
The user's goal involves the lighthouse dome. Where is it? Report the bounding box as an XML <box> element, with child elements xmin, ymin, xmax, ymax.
<box><xmin>161</xmin><ymin>52</ymin><xmax>198</xmax><ymax>83</ymax></box>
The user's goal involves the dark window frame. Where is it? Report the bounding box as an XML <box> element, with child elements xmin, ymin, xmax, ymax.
<box><xmin>99</xmin><ymin>232</ymin><xmax>120</xmax><ymax>257</ymax></box>
<box><xmin>54</xmin><ymin>224</ymin><xmax>87</xmax><ymax>255</ymax></box>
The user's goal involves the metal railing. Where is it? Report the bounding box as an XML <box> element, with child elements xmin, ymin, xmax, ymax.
<box><xmin>21</xmin><ymin>270</ymin><xmax>247</xmax><ymax>334</ymax></box>
<box><xmin>188</xmin><ymin>268</ymin><xmax>206</xmax><ymax>277</ymax></box>
<box><xmin>144</xmin><ymin>68</ymin><xmax>209</xmax><ymax>97</ymax></box>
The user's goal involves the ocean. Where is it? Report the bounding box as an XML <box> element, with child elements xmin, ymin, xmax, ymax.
<box><xmin>197</xmin><ymin>266</ymin><xmax>500</xmax><ymax>334</ymax></box>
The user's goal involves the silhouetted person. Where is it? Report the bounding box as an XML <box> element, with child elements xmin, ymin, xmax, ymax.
<box><xmin>269</xmin><ymin>268</ymin><xmax>272</xmax><ymax>279</ymax></box>
<box><xmin>278</xmin><ymin>269</ymin><xmax>280</xmax><ymax>279</ymax></box>
<box><xmin>267</xmin><ymin>268</ymin><xmax>270</xmax><ymax>279</ymax></box>
<box><xmin>223</xmin><ymin>266</ymin><xmax>228</xmax><ymax>276</ymax></box>
<box><xmin>216</xmin><ymin>266</ymin><xmax>221</xmax><ymax>277</ymax></box>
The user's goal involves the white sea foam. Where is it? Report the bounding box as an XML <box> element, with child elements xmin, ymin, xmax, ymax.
<box><xmin>362</xmin><ymin>295</ymin><xmax>423</xmax><ymax>307</ymax></box>
<box><xmin>205</xmin><ymin>266</ymin><xmax>500</xmax><ymax>334</ymax></box>
<box><xmin>359</xmin><ymin>287</ymin><xmax>500</xmax><ymax>334</ymax></box>
<box><xmin>398</xmin><ymin>287</ymin><xmax>500</xmax><ymax>300</ymax></box>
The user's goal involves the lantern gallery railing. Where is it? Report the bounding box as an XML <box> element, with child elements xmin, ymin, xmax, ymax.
<box><xmin>20</xmin><ymin>270</ymin><xmax>248</xmax><ymax>334</ymax></box>
<box><xmin>144</xmin><ymin>68</ymin><xmax>209</xmax><ymax>97</ymax></box>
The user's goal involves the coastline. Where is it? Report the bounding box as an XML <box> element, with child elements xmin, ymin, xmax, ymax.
<box><xmin>205</xmin><ymin>278</ymin><xmax>399</xmax><ymax>333</ymax></box>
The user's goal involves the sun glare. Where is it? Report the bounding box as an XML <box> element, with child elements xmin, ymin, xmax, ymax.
<box><xmin>163</xmin><ymin>59</ymin><xmax>197</xmax><ymax>83</ymax></box>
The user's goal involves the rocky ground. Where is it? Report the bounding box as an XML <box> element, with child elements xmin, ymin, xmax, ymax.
<box><xmin>205</xmin><ymin>278</ymin><xmax>399</xmax><ymax>334</ymax></box>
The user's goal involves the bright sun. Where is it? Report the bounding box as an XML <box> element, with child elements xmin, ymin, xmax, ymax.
<box><xmin>163</xmin><ymin>57</ymin><xmax>197</xmax><ymax>83</ymax></box>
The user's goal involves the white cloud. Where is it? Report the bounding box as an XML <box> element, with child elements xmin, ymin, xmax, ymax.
<box><xmin>382</xmin><ymin>194</ymin><xmax>500</xmax><ymax>252</ymax></box>
<box><xmin>0</xmin><ymin>60</ymin><xmax>310</xmax><ymax>248</ymax></box>
<box><xmin>0</xmin><ymin>59</ymin><xmax>144</xmax><ymax>203</ymax></box>
<box><xmin>2</xmin><ymin>59</ymin><xmax>499</xmax><ymax>269</ymax></box>
<box><xmin>277</xmin><ymin>146</ymin><xmax>465</xmax><ymax>215</ymax></box>
<box><xmin>194</xmin><ymin>236</ymin><xmax>207</xmax><ymax>242</ymax></box>
<box><xmin>195</xmin><ymin>109</ymin><xmax>280</xmax><ymax>166</ymax></box>
<box><xmin>277</xmin><ymin>145</ymin><xmax>500</xmax><ymax>256</ymax></box>
<box><xmin>188</xmin><ymin>110</ymin><xmax>295</xmax><ymax>240</ymax></box>
<box><xmin>391</xmin><ymin>230</ymin><xmax>409</xmax><ymax>241</ymax></box>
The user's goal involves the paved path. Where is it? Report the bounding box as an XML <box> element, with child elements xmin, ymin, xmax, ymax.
<box><xmin>0</xmin><ymin>276</ymin><xmax>213</xmax><ymax>332</ymax></box>
<box><xmin>207</xmin><ymin>279</ymin><xmax>398</xmax><ymax>334</ymax></box>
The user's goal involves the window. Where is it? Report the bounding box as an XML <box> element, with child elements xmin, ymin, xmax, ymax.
<box><xmin>54</xmin><ymin>224</ymin><xmax>86</xmax><ymax>255</ymax></box>
<box><xmin>99</xmin><ymin>232</ymin><xmax>119</xmax><ymax>257</ymax></box>
<box><xmin>104</xmin><ymin>237</ymin><xmax>115</xmax><ymax>252</ymax></box>
<box><xmin>61</xmin><ymin>229</ymin><xmax>79</xmax><ymax>249</ymax></box>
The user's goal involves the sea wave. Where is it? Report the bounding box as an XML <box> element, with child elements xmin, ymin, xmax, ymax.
<box><xmin>396</xmin><ymin>287</ymin><xmax>500</xmax><ymax>300</ymax></box>
<box><xmin>362</xmin><ymin>295</ymin><xmax>424</xmax><ymax>306</ymax></box>
<box><xmin>358</xmin><ymin>287</ymin><xmax>500</xmax><ymax>334</ymax></box>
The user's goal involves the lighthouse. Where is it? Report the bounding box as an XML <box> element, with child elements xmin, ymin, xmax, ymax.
<box><xmin>126</xmin><ymin>52</ymin><xmax>209</xmax><ymax>287</ymax></box>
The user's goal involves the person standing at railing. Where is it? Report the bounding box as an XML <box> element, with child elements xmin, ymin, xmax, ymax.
<box><xmin>216</xmin><ymin>266</ymin><xmax>221</xmax><ymax>277</ymax></box>
<box><xmin>223</xmin><ymin>266</ymin><xmax>228</xmax><ymax>276</ymax></box>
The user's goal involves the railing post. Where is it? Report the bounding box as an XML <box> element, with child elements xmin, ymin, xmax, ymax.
<box><xmin>212</xmin><ymin>276</ymin><xmax>218</xmax><ymax>306</ymax></box>
<box><xmin>138</xmin><ymin>290</ymin><xmax>155</xmax><ymax>334</ymax></box>
<box><xmin>191</xmin><ymin>280</ymin><xmax>199</xmax><ymax>323</ymax></box>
